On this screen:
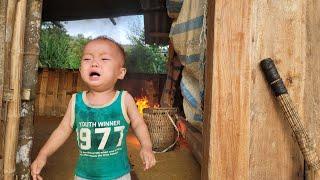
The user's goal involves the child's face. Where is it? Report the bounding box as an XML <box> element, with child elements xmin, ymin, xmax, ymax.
<box><xmin>80</xmin><ymin>39</ymin><xmax>126</xmax><ymax>91</ymax></box>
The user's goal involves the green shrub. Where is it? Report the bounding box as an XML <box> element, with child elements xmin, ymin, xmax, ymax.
<box><xmin>39</xmin><ymin>22</ymin><xmax>89</xmax><ymax>69</ymax></box>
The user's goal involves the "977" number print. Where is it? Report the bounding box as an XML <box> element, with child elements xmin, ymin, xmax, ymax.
<box><xmin>78</xmin><ymin>126</ymin><xmax>125</xmax><ymax>150</ymax></box>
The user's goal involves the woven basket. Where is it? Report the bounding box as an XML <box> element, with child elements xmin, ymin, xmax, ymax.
<box><xmin>143</xmin><ymin>108</ymin><xmax>178</xmax><ymax>152</ymax></box>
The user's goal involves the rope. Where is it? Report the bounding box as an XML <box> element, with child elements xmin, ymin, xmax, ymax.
<box><xmin>199</xmin><ymin>0</ymin><xmax>208</xmax><ymax>49</ymax></box>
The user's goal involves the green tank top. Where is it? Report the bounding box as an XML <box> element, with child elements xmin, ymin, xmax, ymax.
<box><xmin>72</xmin><ymin>91</ymin><xmax>131</xmax><ymax>180</ymax></box>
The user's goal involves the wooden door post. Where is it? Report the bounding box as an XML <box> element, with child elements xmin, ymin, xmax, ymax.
<box><xmin>202</xmin><ymin>1</ymin><xmax>319</xmax><ymax>179</ymax></box>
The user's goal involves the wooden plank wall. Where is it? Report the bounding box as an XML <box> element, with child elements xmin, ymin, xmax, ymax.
<box><xmin>303</xmin><ymin>1</ymin><xmax>320</xmax><ymax>179</ymax></box>
<box><xmin>36</xmin><ymin>69</ymin><xmax>79</xmax><ymax>117</ymax></box>
<box><xmin>203</xmin><ymin>1</ymin><xmax>317</xmax><ymax>179</ymax></box>
<box><xmin>249</xmin><ymin>1</ymin><xmax>305</xmax><ymax>179</ymax></box>
<box><xmin>35</xmin><ymin>69</ymin><xmax>166</xmax><ymax>117</ymax></box>
<box><xmin>203</xmin><ymin>1</ymin><xmax>252</xmax><ymax>179</ymax></box>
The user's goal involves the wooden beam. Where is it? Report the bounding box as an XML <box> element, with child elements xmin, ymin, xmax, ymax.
<box><xmin>303</xmin><ymin>1</ymin><xmax>320</xmax><ymax>179</ymax></box>
<box><xmin>202</xmin><ymin>0</ymin><xmax>214</xmax><ymax>178</ymax></box>
<box><xmin>3</xmin><ymin>0</ymin><xmax>28</xmax><ymax>179</ymax></box>
<box><xmin>0</xmin><ymin>0</ymin><xmax>7</xmax><ymax>113</ymax></box>
<box><xmin>204</xmin><ymin>1</ymin><xmax>251</xmax><ymax>179</ymax></box>
<box><xmin>148</xmin><ymin>32</ymin><xmax>169</xmax><ymax>38</ymax></box>
<box><xmin>0</xmin><ymin>0</ymin><xmax>8</xmax><ymax>177</ymax></box>
<box><xmin>1</xmin><ymin>0</ymin><xmax>17</xmax><ymax>177</ymax></box>
<box><xmin>203</xmin><ymin>1</ymin><xmax>307</xmax><ymax>179</ymax></box>
<box><xmin>185</xmin><ymin>121</ymin><xmax>202</xmax><ymax>165</ymax></box>
<box><xmin>4</xmin><ymin>0</ymin><xmax>18</xmax><ymax>91</ymax></box>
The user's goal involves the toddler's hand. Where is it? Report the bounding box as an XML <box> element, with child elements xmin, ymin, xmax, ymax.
<box><xmin>139</xmin><ymin>147</ymin><xmax>156</xmax><ymax>171</ymax></box>
<box><xmin>31</xmin><ymin>155</ymin><xmax>47</xmax><ymax>180</ymax></box>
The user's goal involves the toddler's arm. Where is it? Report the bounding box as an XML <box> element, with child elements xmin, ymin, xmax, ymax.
<box><xmin>124</xmin><ymin>92</ymin><xmax>156</xmax><ymax>170</ymax></box>
<box><xmin>31</xmin><ymin>97</ymin><xmax>74</xmax><ymax>180</ymax></box>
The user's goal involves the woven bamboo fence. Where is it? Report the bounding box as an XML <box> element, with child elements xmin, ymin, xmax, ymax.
<box><xmin>35</xmin><ymin>68</ymin><xmax>166</xmax><ymax>117</ymax></box>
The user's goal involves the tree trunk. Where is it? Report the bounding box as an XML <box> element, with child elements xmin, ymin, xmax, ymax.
<box><xmin>16</xmin><ymin>0</ymin><xmax>43</xmax><ymax>179</ymax></box>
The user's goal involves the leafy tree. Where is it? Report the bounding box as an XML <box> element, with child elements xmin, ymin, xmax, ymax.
<box><xmin>65</xmin><ymin>34</ymin><xmax>89</xmax><ymax>69</ymax></box>
<box><xmin>125</xmin><ymin>29</ymin><xmax>167</xmax><ymax>74</ymax></box>
<box><xmin>39</xmin><ymin>20</ymin><xmax>167</xmax><ymax>73</ymax></box>
<box><xmin>39</xmin><ymin>22</ymin><xmax>90</xmax><ymax>69</ymax></box>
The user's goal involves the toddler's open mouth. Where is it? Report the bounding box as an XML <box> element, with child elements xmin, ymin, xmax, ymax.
<box><xmin>89</xmin><ymin>71</ymin><xmax>101</xmax><ymax>81</ymax></box>
<box><xmin>89</xmin><ymin>71</ymin><xmax>100</xmax><ymax>77</ymax></box>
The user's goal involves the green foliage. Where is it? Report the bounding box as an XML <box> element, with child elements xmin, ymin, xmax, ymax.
<box><xmin>39</xmin><ymin>21</ymin><xmax>167</xmax><ymax>73</ymax></box>
<box><xmin>125</xmin><ymin>31</ymin><xmax>167</xmax><ymax>74</ymax></box>
<box><xmin>39</xmin><ymin>22</ymin><xmax>90</xmax><ymax>69</ymax></box>
<box><xmin>65</xmin><ymin>35</ymin><xmax>89</xmax><ymax>69</ymax></box>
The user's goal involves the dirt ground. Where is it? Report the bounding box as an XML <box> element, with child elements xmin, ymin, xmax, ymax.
<box><xmin>31</xmin><ymin>116</ymin><xmax>201</xmax><ymax>180</ymax></box>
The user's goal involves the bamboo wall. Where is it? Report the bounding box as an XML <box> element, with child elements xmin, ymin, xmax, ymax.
<box><xmin>0</xmin><ymin>0</ymin><xmax>7</xmax><ymax>177</ymax></box>
<box><xmin>36</xmin><ymin>68</ymin><xmax>166</xmax><ymax>117</ymax></box>
<box><xmin>0</xmin><ymin>0</ymin><xmax>43</xmax><ymax>178</ymax></box>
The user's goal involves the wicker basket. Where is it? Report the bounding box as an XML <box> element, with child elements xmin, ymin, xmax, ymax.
<box><xmin>143</xmin><ymin>108</ymin><xmax>178</xmax><ymax>152</ymax></box>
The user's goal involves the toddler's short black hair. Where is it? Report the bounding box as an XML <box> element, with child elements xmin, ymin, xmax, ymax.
<box><xmin>85</xmin><ymin>36</ymin><xmax>126</xmax><ymax>63</ymax></box>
